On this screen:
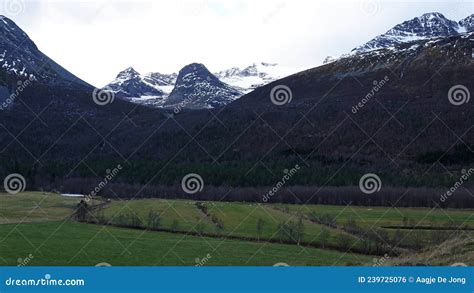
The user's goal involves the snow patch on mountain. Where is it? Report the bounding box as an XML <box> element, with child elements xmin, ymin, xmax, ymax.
<box><xmin>459</xmin><ymin>14</ymin><xmax>474</xmax><ymax>32</ymax></box>
<box><xmin>215</xmin><ymin>62</ymin><xmax>296</xmax><ymax>93</ymax></box>
<box><xmin>164</xmin><ymin>63</ymin><xmax>242</xmax><ymax>109</ymax></box>
<box><xmin>352</xmin><ymin>13</ymin><xmax>474</xmax><ymax>53</ymax></box>
<box><xmin>104</xmin><ymin>62</ymin><xmax>298</xmax><ymax>108</ymax></box>
<box><xmin>103</xmin><ymin>67</ymin><xmax>176</xmax><ymax>103</ymax></box>
<box><xmin>0</xmin><ymin>15</ymin><xmax>90</xmax><ymax>89</ymax></box>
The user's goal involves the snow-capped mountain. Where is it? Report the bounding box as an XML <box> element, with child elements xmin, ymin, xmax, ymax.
<box><xmin>353</xmin><ymin>13</ymin><xmax>474</xmax><ymax>53</ymax></box>
<box><xmin>103</xmin><ymin>67</ymin><xmax>176</xmax><ymax>106</ymax></box>
<box><xmin>215</xmin><ymin>62</ymin><xmax>296</xmax><ymax>93</ymax></box>
<box><xmin>105</xmin><ymin>67</ymin><xmax>165</xmax><ymax>98</ymax></box>
<box><xmin>104</xmin><ymin>62</ymin><xmax>296</xmax><ymax>109</ymax></box>
<box><xmin>0</xmin><ymin>15</ymin><xmax>90</xmax><ymax>89</ymax></box>
<box><xmin>164</xmin><ymin>63</ymin><xmax>242</xmax><ymax>109</ymax></box>
<box><xmin>459</xmin><ymin>14</ymin><xmax>474</xmax><ymax>32</ymax></box>
<box><xmin>105</xmin><ymin>67</ymin><xmax>164</xmax><ymax>98</ymax></box>
<box><xmin>143</xmin><ymin>72</ymin><xmax>177</xmax><ymax>94</ymax></box>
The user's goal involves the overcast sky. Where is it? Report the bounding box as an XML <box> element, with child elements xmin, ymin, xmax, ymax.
<box><xmin>2</xmin><ymin>0</ymin><xmax>472</xmax><ymax>87</ymax></box>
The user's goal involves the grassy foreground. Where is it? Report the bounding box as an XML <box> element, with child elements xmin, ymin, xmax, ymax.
<box><xmin>0</xmin><ymin>221</ymin><xmax>370</xmax><ymax>266</ymax></box>
<box><xmin>1</xmin><ymin>192</ymin><xmax>473</xmax><ymax>266</ymax></box>
<box><xmin>0</xmin><ymin>192</ymin><xmax>97</xmax><ymax>224</ymax></box>
<box><xmin>101</xmin><ymin>197</ymin><xmax>474</xmax><ymax>252</ymax></box>
<box><xmin>102</xmin><ymin>199</ymin><xmax>362</xmax><ymax>249</ymax></box>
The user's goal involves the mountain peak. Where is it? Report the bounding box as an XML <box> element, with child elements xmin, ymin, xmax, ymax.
<box><xmin>419</xmin><ymin>12</ymin><xmax>446</xmax><ymax>19</ymax></box>
<box><xmin>353</xmin><ymin>12</ymin><xmax>472</xmax><ymax>53</ymax></box>
<box><xmin>388</xmin><ymin>11</ymin><xmax>460</xmax><ymax>38</ymax></box>
<box><xmin>0</xmin><ymin>14</ymin><xmax>37</xmax><ymax>53</ymax></box>
<box><xmin>0</xmin><ymin>15</ymin><xmax>90</xmax><ymax>88</ymax></box>
<box><xmin>176</xmin><ymin>63</ymin><xmax>223</xmax><ymax>85</ymax></box>
<box><xmin>165</xmin><ymin>63</ymin><xmax>241</xmax><ymax>109</ymax></box>
<box><xmin>459</xmin><ymin>14</ymin><xmax>474</xmax><ymax>31</ymax></box>
<box><xmin>178</xmin><ymin>63</ymin><xmax>210</xmax><ymax>76</ymax></box>
<box><xmin>117</xmin><ymin>67</ymin><xmax>140</xmax><ymax>78</ymax></box>
<box><xmin>124</xmin><ymin>66</ymin><xmax>138</xmax><ymax>72</ymax></box>
<box><xmin>104</xmin><ymin>66</ymin><xmax>167</xmax><ymax>100</ymax></box>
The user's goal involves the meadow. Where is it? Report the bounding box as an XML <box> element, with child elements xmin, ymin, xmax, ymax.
<box><xmin>0</xmin><ymin>192</ymin><xmax>472</xmax><ymax>266</ymax></box>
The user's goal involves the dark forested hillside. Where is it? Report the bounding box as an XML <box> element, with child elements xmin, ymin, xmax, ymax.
<box><xmin>0</xmin><ymin>20</ymin><xmax>472</xmax><ymax>201</ymax></box>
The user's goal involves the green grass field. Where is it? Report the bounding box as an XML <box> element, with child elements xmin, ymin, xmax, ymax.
<box><xmin>0</xmin><ymin>221</ymin><xmax>370</xmax><ymax>266</ymax></box>
<box><xmin>103</xmin><ymin>200</ymin><xmax>362</xmax><ymax>248</ymax></box>
<box><xmin>102</xmin><ymin>199</ymin><xmax>215</xmax><ymax>232</ymax></box>
<box><xmin>278</xmin><ymin>203</ymin><xmax>474</xmax><ymax>228</ymax></box>
<box><xmin>1</xmin><ymin>192</ymin><xmax>473</xmax><ymax>266</ymax></box>
<box><xmin>0</xmin><ymin>192</ymin><xmax>99</xmax><ymax>224</ymax></box>
<box><xmin>101</xmin><ymin>197</ymin><xmax>474</xmax><ymax>252</ymax></box>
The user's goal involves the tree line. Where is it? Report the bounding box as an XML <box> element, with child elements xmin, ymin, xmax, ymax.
<box><xmin>63</xmin><ymin>180</ymin><xmax>474</xmax><ymax>208</ymax></box>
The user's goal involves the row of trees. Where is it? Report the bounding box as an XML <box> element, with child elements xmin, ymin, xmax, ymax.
<box><xmin>59</xmin><ymin>180</ymin><xmax>474</xmax><ymax>208</ymax></box>
<box><xmin>76</xmin><ymin>201</ymin><xmax>465</xmax><ymax>254</ymax></box>
<box><xmin>275</xmin><ymin>217</ymin><xmax>305</xmax><ymax>244</ymax></box>
<box><xmin>5</xmin><ymin>155</ymin><xmax>470</xmax><ymax>191</ymax></box>
<box><xmin>308</xmin><ymin>212</ymin><xmax>337</xmax><ymax>228</ymax></box>
<box><xmin>75</xmin><ymin>202</ymin><xmax>183</xmax><ymax>232</ymax></box>
<box><xmin>195</xmin><ymin>202</ymin><xmax>224</xmax><ymax>232</ymax></box>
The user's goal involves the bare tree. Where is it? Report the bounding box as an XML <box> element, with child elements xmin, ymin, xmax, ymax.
<box><xmin>75</xmin><ymin>200</ymin><xmax>89</xmax><ymax>222</ymax></box>
<box><xmin>256</xmin><ymin>218</ymin><xmax>264</xmax><ymax>241</ymax></box>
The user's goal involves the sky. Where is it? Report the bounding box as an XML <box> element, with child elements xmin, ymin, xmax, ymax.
<box><xmin>1</xmin><ymin>0</ymin><xmax>472</xmax><ymax>87</ymax></box>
